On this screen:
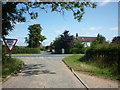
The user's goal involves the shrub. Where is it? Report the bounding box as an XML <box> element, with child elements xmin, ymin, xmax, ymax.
<box><xmin>2</xmin><ymin>57</ymin><xmax>24</xmax><ymax>80</ymax></box>
<box><xmin>85</xmin><ymin>43</ymin><xmax>120</xmax><ymax>73</ymax></box>
<box><xmin>12</xmin><ymin>46</ymin><xmax>40</xmax><ymax>54</ymax></box>
<box><xmin>112</xmin><ymin>36</ymin><xmax>120</xmax><ymax>44</ymax></box>
<box><xmin>85</xmin><ymin>43</ymin><xmax>119</xmax><ymax>63</ymax></box>
<box><xmin>70</xmin><ymin>41</ymin><xmax>85</xmax><ymax>54</ymax></box>
<box><xmin>84</xmin><ymin>43</ymin><xmax>120</xmax><ymax>77</ymax></box>
<box><xmin>73</xmin><ymin>41</ymin><xmax>84</xmax><ymax>48</ymax></box>
<box><xmin>70</xmin><ymin>48</ymin><xmax>84</xmax><ymax>54</ymax></box>
<box><xmin>2</xmin><ymin>45</ymin><xmax>9</xmax><ymax>64</ymax></box>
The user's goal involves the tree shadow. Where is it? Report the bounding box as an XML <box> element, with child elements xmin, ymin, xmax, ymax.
<box><xmin>20</xmin><ymin>64</ymin><xmax>56</xmax><ymax>76</ymax></box>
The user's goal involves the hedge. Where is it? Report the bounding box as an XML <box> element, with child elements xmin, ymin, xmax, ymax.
<box><xmin>85</xmin><ymin>43</ymin><xmax>120</xmax><ymax>66</ymax></box>
<box><xmin>70</xmin><ymin>48</ymin><xmax>84</xmax><ymax>54</ymax></box>
<box><xmin>2</xmin><ymin>46</ymin><xmax>40</xmax><ymax>54</ymax></box>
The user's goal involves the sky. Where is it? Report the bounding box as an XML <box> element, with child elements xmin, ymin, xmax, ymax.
<box><xmin>6</xmin><ymin>1</ymin><xmax>118</xmax><ymax>46</ymax></box>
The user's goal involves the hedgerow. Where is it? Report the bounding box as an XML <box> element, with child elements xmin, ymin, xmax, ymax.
<box><xmin>12</xmin><ymin>46</ymin><xmax>40</xmax><ymax>54</ymax></box>
<box><xmin>2</xmin><ymin>46</ymin><xmax>40</xmax><ymax>54</ymax></box>
<box><xmin>85</xmin><ymin>43</ymin><xmax>119</xmax><ymax>65</ymax></box>
<box><xmin>85</xmin><ymin>43</ymin><xmax>120</xmax><ymax>77</ymax></box>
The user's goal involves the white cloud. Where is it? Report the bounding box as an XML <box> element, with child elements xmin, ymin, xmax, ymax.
<box><xmin>82</xmin><ymin>26</ymin><xmax>103</xmax><ymax>31</ymax></box>
<box><xmin>90</xmin><ymin>27</ymin><xmax>103</xmax><ymax>30</ymax></box>
<box><xmin>15</xmin><ymin>22</ymin><xmax>24</xmax><ymax>25</ymax></box>
<box><xmin>30</xmin><ymin>19</ymin><xmax>37</xmax><ymax>22</ymax></box>
<box><xmin>98</xmin><ymin>0</ymin><xmax>119</xmax><ymax>6</ymax></box>
<box><xmin>110</xmin><ymin>27</ymin><xmax>118</xmax><ymax>31</ymax></box>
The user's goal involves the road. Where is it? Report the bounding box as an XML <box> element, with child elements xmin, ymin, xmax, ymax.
<box><xmin>2</xmin><ymin>53</ymin><xmax>86</xmax><ymax>88</ymax></box>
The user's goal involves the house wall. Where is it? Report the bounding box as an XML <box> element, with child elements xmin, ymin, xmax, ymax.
<box><xmin>82</xmin><ymin>42</ymin><xmax>91</xmax><ymax>47</ymax></box>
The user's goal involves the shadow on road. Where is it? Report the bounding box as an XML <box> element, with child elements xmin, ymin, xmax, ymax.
<box><xmin>21</xmin><ymin>64</ymin><xmax>56</xmax><ymax>76</ymax></box>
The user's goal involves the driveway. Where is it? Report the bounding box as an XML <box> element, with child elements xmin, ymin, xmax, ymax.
<box><xmin>2</xmin><ymin>55</ymin><xmax>86</xmax><ymax>88</ymax></box>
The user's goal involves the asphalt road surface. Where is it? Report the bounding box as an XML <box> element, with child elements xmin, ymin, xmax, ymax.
<box><xmin>2</xmin><ymin>54</ymin><xmax>86</xmax><ymax>88</ymax></box>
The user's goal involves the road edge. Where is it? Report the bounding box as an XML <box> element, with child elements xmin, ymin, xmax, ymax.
<box><xmin>62</xmin><ymin>59</ymin><xmax>90</xmax><ymax>90</ymax></box>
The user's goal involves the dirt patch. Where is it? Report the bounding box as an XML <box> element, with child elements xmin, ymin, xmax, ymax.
<box><xmin>75</xmin><ymin>71</ymin><xmax>118</xmax><ymax>88</ymax></box>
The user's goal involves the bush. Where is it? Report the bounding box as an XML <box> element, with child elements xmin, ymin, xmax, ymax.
<box><xmin>2</xmin><ymin>57</ymin><xmax>24</xmax><ymax>80</ymax></box>
<box><xmin>2</xmin><ymin>46</ymin><xmax>40</xmax><ymax>54</ymax></box>
<box><xmin>2</xmin><ymin>45</ymin><xmax>24</xmax><ymax>80</ymax></box>
<box><xmin>85</xmin><ymin>43</ymin><xmax>120</xmax><ymax>76</ymax></box>
<box><xmin>73</xmin><ymin>41</ymin><xmax>84</xmax><ymax>48</ymax></box>
<box><xmin>70</xmin><ymin>41</ymin><xmax>85</xmax><ymax>54</ymax></box>
<box><xmin>70</xmin><ymin>48</ymin><xmax>84</xmax><ymax>54</ymax></box>
<box><xmin>83</xmin><ymin>43</ymin><xmax>120</xmax><ymax>79</ymax></box>
<box><xmin>112</xmin><ymin>36</ymin><xmax>120</xmax><ymax>44</ymax></box>
<box><xmin>12</xmin><ymin>46</ymin><xmax>40</xmax><ymax>54</ymax></box>
<box><xmin>85</xmin><ymin>43</ymin><xmax>119</xmax><ymax>64</ymax></box>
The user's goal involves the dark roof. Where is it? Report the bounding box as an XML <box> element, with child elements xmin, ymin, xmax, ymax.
<box><xmin>75</xmin><ymin>37</ymin><xmax>97</xmax><ymax>42</ymax></box>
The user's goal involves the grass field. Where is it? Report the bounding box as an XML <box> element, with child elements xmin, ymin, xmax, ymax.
<box><xmin>63</xmin><ymin>55</ymin><xmax>119</xmax><ymax>79</ymax></box>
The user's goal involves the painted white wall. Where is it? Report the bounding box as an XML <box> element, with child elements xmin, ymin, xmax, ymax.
<box><xmin>82</xmin><ymin>42</ymin><xmax>91</xmax><ymax>47</ymax></box>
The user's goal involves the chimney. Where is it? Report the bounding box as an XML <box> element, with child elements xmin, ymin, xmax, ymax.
<box><xmin>76</xmin><ymin>33</ymin><xmax>78</xmax><ymax>38</ymax></box>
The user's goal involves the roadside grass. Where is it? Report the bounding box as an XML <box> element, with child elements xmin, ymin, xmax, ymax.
<box><xmin>63</xmin><ymin>55</ymin><xmax>119</xmax><ymax>79</ymax></box>
<box><xmin>2</xmin><ymin>57</ymin><xmax>24</xmax><ymax>82</ymax></box>
<box><xmin>11</xmin><ymin>53</ymin><xmax>41</xmax><ymax>55</ymax></box>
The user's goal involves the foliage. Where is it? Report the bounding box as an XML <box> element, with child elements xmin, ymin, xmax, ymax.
<box><xmin>39</xmin><ymin>46</ymin><xmax>46</xmax><ymax>51</ymax></box>
<box><xmin>70</xmin><ymin>41</ymin><xmax>84</xmax><ymax>54</ymax></box>
<box><xmin>2</xmin><ymin>57</ymin><xmax>24</xmax><ymax>80</ymax></box>
<box><xmin>2</xmin><ymin>2</ymin><xmax>97</xmax><ymax>37</ymax></box>
<box><xmin>112</xmin><ymin>36</ymin><xmax>120</xmax><ymax>44</ymax></box>
<box><xmin>2</xmin><ymin>45</ymin><xmax>40</xmax><ymax>54</ymax></box>
<box><xmin>86</xmin><ymin>43</ymin><xmax>119</xmax><ymax>62</ymax></box>
<box><xmin>73</xmin><ymin>41</ymin><xmax>84</xmax><ymax>48</ymax></box>
<box><xmin>63</xmin><ymin>55</ymin><xmax>119</xmax><ymax>79</ymax></box>
<box><xmin>52</xmin><ymin>30</ymin><xmax>74</xmax><ymax>53</ymax></box>
<box><xmin>52</xmin><ymin>36</ymin><xmax>62</xmax><ymax>50</ymax></box>
<box><xmin>2</xmin><ymin>45</ymin><xmax>9</xmax><ymax>65</ymax></box>
<box><xmin>26</xmin><ymin>24</ymin><xmax>46</xmax><ymax>48</ymax></box>
<box><xmin>2</xmin><ymin>45</ymin><xmax>24</xmax><ymax>80</ymax></box>
<box><xmin>61</xmin><ymin>30</ymin><xmax>74</xmax><ymax>53</ymax></box>
<box><xmin>2</xmin><ymin>2</ymin><xmax>26</xmax><ymax>36</ymax></box>
<box><xmin>85</xmin><ymin>43</ymin><xmax>120</xmax><ymax>77</ymax></box>
<box><xmin>70</xmin><ymin>48</ymin><xmax>84</xmax><ymax>54</ymax></box>
<box><xmin>12</xmin><ymin>46</ymin><xmax>40</xmax><ymax>54</ymax></box>
<box><xmin>91</xmin><ymin>34</ymin><xmax>106</xmax><ymax>47</ymax></box>
<box><xmin>45</xmin><ymin>45</ymin><xmax>51</xmax><ymax>51</ymax></box>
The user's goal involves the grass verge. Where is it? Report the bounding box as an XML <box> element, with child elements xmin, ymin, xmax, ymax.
<box><xmin>11</xmin><ymin>53</ymin><xmax>42</xmax><ymax>55</ymax></box>
<box><xmin>63</xmin><ymin>54</ymin><xmax>119</xmax><ymax>79</ymax></box>
<box><xmin>2</xmin><ymin>57</ymin><xmax>24</xmax><ymax>82</ymax></box>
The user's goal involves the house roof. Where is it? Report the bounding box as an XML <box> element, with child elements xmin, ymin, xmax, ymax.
<box><xmin>75</xmin><ymin>37</ymin><xmax>97</xmax><ymax>42</ymax></box>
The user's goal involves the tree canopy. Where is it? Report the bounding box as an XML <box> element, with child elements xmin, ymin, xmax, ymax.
<box><xmin>52</xmin><ymin>30</ymin><xmax>74</xmax><ymax>53</ymax></box>
<box><xmin>2</xmin><ymin>2</ymin><xmax>97</xmax><ymax>37</ymax></box>
<box><xmin>26</xmin><ymin>24</ymin><xmax>46</xmax><ymax>48</ymax></box>
<box><xmin>112</xmin><ymin>36</ymin><xmax>120</xmax><ymax>44</ymax></box>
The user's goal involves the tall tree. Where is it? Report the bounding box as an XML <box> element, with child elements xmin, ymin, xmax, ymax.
<box><xmin>26</xmin><ymin>24</ymin><xmax>46</xmax><ymax>48</ymax></box>
<box><xmin>2</xmin><ymin>2</ymin><xmax>97</xmax><ymax>37</ymax></box>
<box><xmin>52</xmin><ymin>30</ymin><xmax>74</xmax><ymax>53</ymax></box>
<box><xmin>61</xmin><ymin>30</ymin><xmax>74</xmax><ymax>53</ymax></box>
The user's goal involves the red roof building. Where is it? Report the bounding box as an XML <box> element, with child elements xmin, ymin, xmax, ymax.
<box><xmin>76</xmin><ymin>37</ymin><xmax>97</xmax><ymax>42</ymax></box>
<box><xmin>75</xmin><ymin>33</ymin><xmax>97</xmax><ymax>47</ymax></box>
